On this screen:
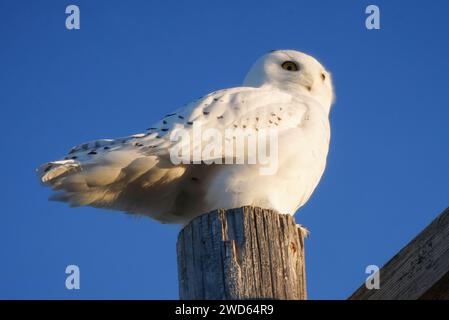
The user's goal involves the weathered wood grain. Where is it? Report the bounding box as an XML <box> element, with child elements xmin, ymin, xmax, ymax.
<box><xmin>177</xmin><ymin>206</ymin><xmax>307</xmax><ymax>300</ymax></box>
<box><xmin>349</xmin><ymin>206</ymin><xmax>449</xmax><ymax>300</ymax></box>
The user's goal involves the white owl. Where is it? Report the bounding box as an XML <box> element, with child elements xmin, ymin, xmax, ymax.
<box><xmin>38</xmin><ymin>50</ymin><xmax>334</xmax><ymax>224</ymax></box>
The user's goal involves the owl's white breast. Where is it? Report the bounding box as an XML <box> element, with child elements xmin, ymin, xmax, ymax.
<box><xmin>202</xmin><ymin>99</ymin><xmax>331</xmax><ymax>216</ymax></box>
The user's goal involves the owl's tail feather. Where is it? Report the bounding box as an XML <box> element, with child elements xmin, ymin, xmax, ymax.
<box><xmin>38</xmin><ymin>159</ymin><xmax>128</xmax><ymax>207</ymax></box>
<box><xmin>37</xmin><ymin>153</ymin><xmax>161</xmax><ymax>208</ymax></box>
<box><xmin>38</xmin><ymin>160</ymin><xmax>82</xmax><ymax>185</ymax></box>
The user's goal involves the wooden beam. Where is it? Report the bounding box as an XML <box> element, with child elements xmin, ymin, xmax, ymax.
<box><xmin>176</xmin><ymin>206</ymin><xmax>307</xmax><ymax>300</ymax></box>
<box><xmin>349</xmin><ymin>206</ymin><xmax>449</xmax><ymax>300</ymax></box>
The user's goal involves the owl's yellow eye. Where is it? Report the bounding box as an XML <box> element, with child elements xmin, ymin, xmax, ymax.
<box><xmin>281</xmin><ymin>61</ymin><xmax>299</xmax><ymax>72</ymax></box>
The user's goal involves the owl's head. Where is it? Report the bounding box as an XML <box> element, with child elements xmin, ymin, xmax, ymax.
<box><xmin>243</xmin><ymin>50</ymin><xmax>335</xmax><ymax>109</ymax></box>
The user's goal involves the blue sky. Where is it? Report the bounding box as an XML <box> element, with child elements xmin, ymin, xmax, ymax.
<box><xmin>0</xmin><ymin>0</ymin><xmax>448</xmax><ymax>299</ymax></box>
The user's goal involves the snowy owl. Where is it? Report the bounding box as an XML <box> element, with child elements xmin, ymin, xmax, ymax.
<box><xmin>38</xmin><ymin>50</ymin><xmax>334</xmax><ymax>224</ymax></box>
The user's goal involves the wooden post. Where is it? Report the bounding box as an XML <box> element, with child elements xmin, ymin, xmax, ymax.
<box><xmin>176</xmin><ymin>206</ymin><xmax>307</xmax><ymax>300</ymax></box>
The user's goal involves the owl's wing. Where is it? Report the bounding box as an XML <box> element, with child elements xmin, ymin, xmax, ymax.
<box><xmin>138</xmin><ymin>86</ymin><xmax>309</xmax><ymax>162</ymax></box>
<box><xmin>37</xmin><ymin>86</ymin><xmax>308</xmax><ymax>215</ymax></box>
